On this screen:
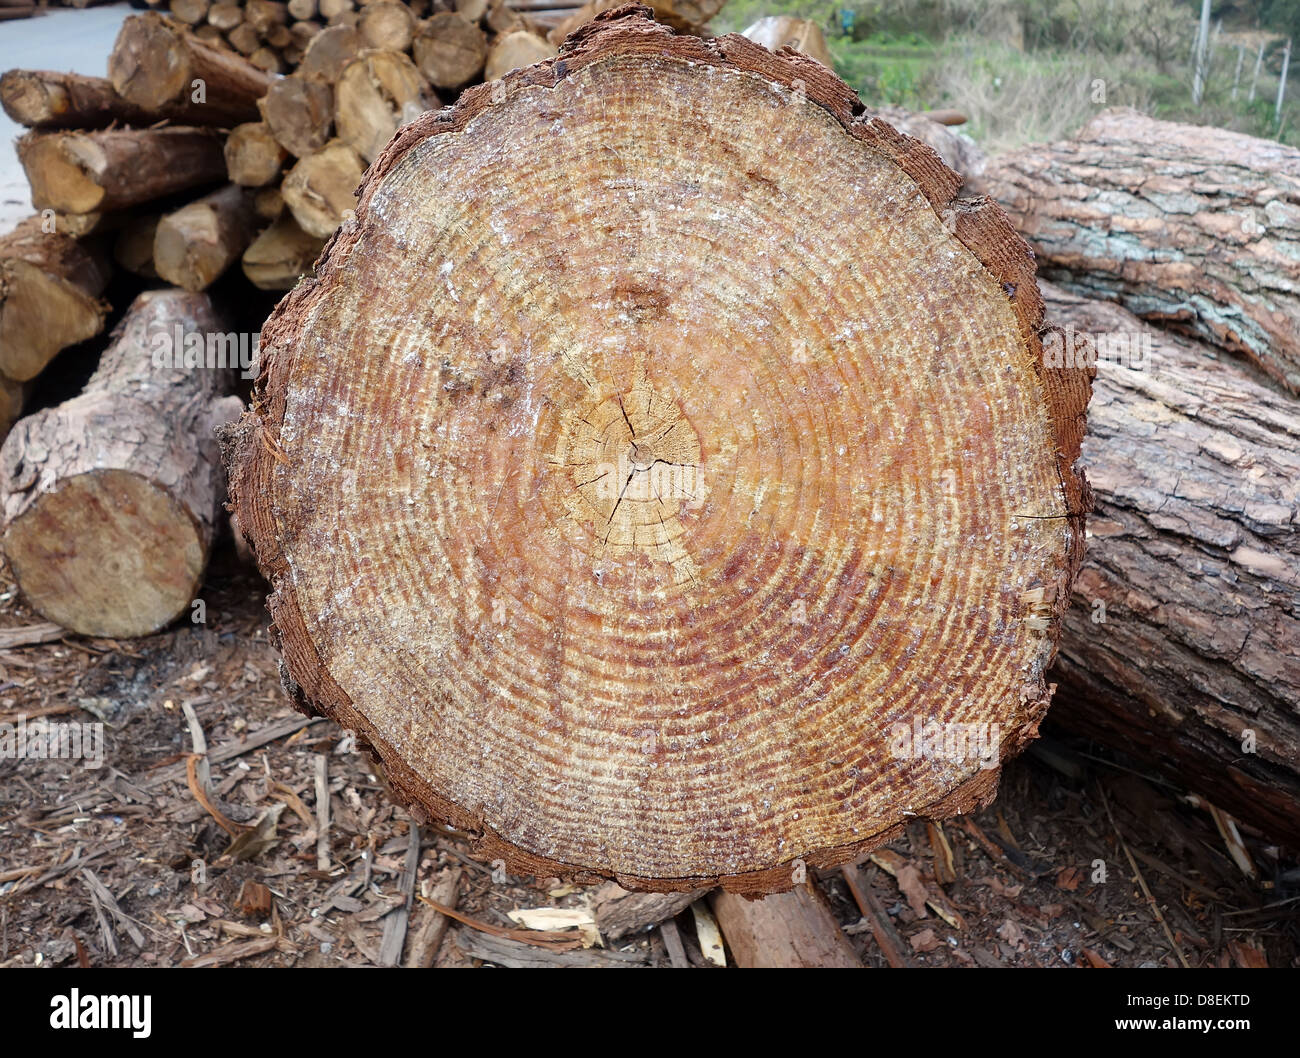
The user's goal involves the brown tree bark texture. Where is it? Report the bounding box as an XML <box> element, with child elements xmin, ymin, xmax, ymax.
<box><xmin>224</xmin><ymin>9</ymin><xmax>1090</xmax><ymax>894</ymax></box>
<box><xmin>986</xmin><ymin>108</ymin><xmax>1300</xmax><ymax>395</ymax></box>
<box><xmin>1042</xmin><ymin>281</ymin><xmax>1300</xmax><ymax>845</ymax></box>
<box><xmin>0</xmin><ymin>289</ymin><xmax>242</xmax><ymax>637</ymax></box>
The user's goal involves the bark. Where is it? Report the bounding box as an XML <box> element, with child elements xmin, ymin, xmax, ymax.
<box><xmin>241</xmin><ymin>213</ymin><xmax>326</xmax><ymax>289</ymax></box>
<box><xmin>1041</xmin><ymin>281</ymin><xmax>1300</xmax><ymax>845</ymax></box>
<box><xmin>222</xmin><ymin>10</ymin><xmax>1089</xmax><ymax>894</ymax></box>
<box><xmin>19</xmin><ymin>126</ymin><xmax>226</xmax><ymax>214</ymax></box>
<box><xmin>986</xmin><ymin>107</ymin><xmax>1300</xmax><ymax>394</ymax></box>
<box><xmin>224</xmin><ymin>121</ymin><xmax>289</xmax><ymax>186</ymax></box>
<box><xmin>0</xmin><ymin>289</ymin><xmax>242</xmax><ymax>637</ymax></box>
<box><xmin>413</xmin><ymin>12</ymin><xmax>488</xmax><ymax>89</ymax></box>
<box><xmin>483</xmin><ymin>29</ymin><xmax>555</xmax><ymax>82</ymax></box>
<box><xmin>334</xmin><ymin>50</ymin><xmax>434</xmax><ymax>162</ymax></box>
<box><xmin>108</xmin><ymin>13</ymin><xmax>275</xmax><ymax>126</ymax></box>
<box><xmin>0</xmin><ymin>217</ymin><xmax>111</xmax><ymax>383</ymax></box>
<box><xmin>281</xmin><ymin>138</ymin><xmax>365</xmax><ymax>237</ymax></box>
<box><xmin>259</xmin><ymin>76</ymin><xmax>334</xmax><ymax>158</ymax></box>
<box><xmin>710</xmin><ymin>885</ymin><xmax>862</xmax><ymax>968</ymax></box>
<box><xmin>0</xmin><ymin>68</ymin><xmax>230</xmax><ymax>130</ymax></box>
<box><xmin>153</xmin><ymin>184</ymin><xmax>259</xmax><ymax>292</ymax></box>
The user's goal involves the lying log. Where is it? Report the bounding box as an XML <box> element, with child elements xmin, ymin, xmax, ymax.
<box><xmin>413</xmin><ymin>12</ymin><xmax>488</xmax><ymax>89</ymax></box>
<box><xmin>108</xmin><ymin>12</ymin><xmax>275</xmax><ymax>126</ymax></box>
<box><xmin>1041</xmin><ymin>281</ymin><xmax>1300</xmax><ymax>846</ymax></box>
<box><xmin>260</xmin><ymin>75</ymin><xmax>334</xmax><ymax>158</ymax></box>
<box><xmin>590</xmin><ymin>882</ymin><xmax>706</xmax><ymax>941</ymax></box>
<box><xmin>154</xmin><ymin>184</ymin><xmax>259</xmax><ymax>291</ymax></box>
<box><xmin>741</xmin><ymin>16</ymin><xmax>833</xmax><ymax>68</ymax></box>
<box><xmin>360</xmin><ymin>0</ymin><xmax>416</xmax><ymax>51</ymax></box>
<box><xmin>0</xmin><ymin>217</ymin><xmax>111</xmax><ymax>382</ymax></box>
<box><xmin>225</xmin><ymin>121</ymin><xmax>289</xmax><ymax>186</ymax></box>
<box><xmin>0</xmin><ymin>289</ymin><xmax>242</xmax><ymax>638</ymax></box>
<box><xmin>241</xmin><ymin>213</ymin><xmax>326</xmax><ymax>289</ymax></box>
<box><xmin>113</xmin><ymin>214</ymin><xmax>161</xmax><ymax>278</ymax></box>
<box><xmin>986</xmin><ymin>108</ymin><xmax>1300</xmax><ymax>394</ymax></box>
<box><xmin>334</xmin><ymin>50</ymin><xmax>434</xmax><ymax>162</ymax></box>
<box><xmin>223</xmin><ymin>10</ymin><xmax>1089</xmax><ymax>893</ymax></box>
<box><xmin>0</xmin><ymin>68</ymin><xmax>229</xmax><ymax>130</ymax></box>
<box><xmin>483</xmin><ymin>29</ymin><xmax>554</xmax><ymax>81</ymax></box>
<box><xmin>298</xmin><ymin>24</ymin><xmax>362</xmax><ymax>81</ymax></box>
<box><xmin>18</xmin><ymin>127</ymin><xmax>226</xmax><ymax>214</ymax></box>
<box><xmin>281</xmin><ymin>138</ymin><xmax>365</xmax><ymax>237</ymax></box>
<box><xmin>710</xmin><ymin>885</ymin><xmax>862</xmax><ymax>968</ymax></box>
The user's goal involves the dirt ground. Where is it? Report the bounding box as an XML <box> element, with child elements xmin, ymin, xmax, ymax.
<box><xmin>0</xmin><ymin>542</ymin><xmax>1296</xmax><ymax>969</ymax></box>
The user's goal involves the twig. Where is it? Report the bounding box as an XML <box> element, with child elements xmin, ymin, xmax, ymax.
<box><xmin>405</xmin><ymin>867</ymin><xmax>462</xmax><ymax>968</ymax></box>
<box><xmin>378</xmin><ymin>823</ymin><xmax>420</xmax><ymax>967</ymax></box>
<box><xmin>314</xmin><ymin>754</ymin><xmax>330</xmax><ymax>871</ymax></box>
<box><xmin>1099</xmin><ymin>786</ymin><xmax>1190</xmax><ymax>968</ymax></box>
<box><xmin>841</xmin><ymin>863</ymin><xmax>911</xmax><ymax>968</ymax></box>
<box><xmin>184</xmin><ymin>755</ymin><xmax>247</xmax><ymax>836</ymax></box>
<box><xmin>415</xmin><ymin>896</ymin><xmax>582</xmax><ymax>951</ymax></box>
<box><xmin>81</xmin><ymin>869</ymin><xmax>146</xmax><ymax>950</ymax></box>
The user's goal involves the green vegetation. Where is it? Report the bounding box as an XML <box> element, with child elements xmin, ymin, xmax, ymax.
<box><xmin>715</xmin><ymin>0</ymin><xmax>1300</xmax><ymax>150</ymax></box>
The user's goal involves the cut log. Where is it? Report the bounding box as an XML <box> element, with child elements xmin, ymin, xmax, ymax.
<box><xmin>153</xmin><ymin>184</ymin><xmax>259</xmax><ymax>291</ymax></box>
<box><xmin>280</xmin><ymin>138</ymin><xmax>365</xmax><ymax>237</ymax></box>
<box><xmin>108</xmin><ymin>12</ymin><xmax>275</xmax><ymax>125</ymax></box>
<box><xmin>225</xmin><ymin>121</ymin><xmax>289</xmax><ymax>186</ymax></box>
<box><xmin>207</xmin><ymin>2</ymin><xmax>244</xmax><ymax>30</ymax></box>
<box><xmin>0</xmin><ymin>217</ymin><xmax>111</xmax><ymax>383</ymax></box>
<box><xmin>334</xmin><ymin>50</ymin><xmax>434</xmax><ymax>162</ymax></box>
<box><xmin>241</xmin><ymin>213</ymin><xmax>326</xmax><ymax>289</ymax></box>
<box><xmin>0</xmin><ymin>289</ymin><xmax>242</xmax><ymax>638</ymax></box>
<box><xmin>360</xmin><ymin>0</ymin><xmax>416</xmax><ymax>51</ymax></box>
<box><xmin>413</xmin><ymin>12</ymin><xmax>487</xmax><ymax>89</ymax></box>
<box><xmin>741</xmin><ymin>16</ymin><xmax>833</xmax><ymax>68</ymax></box>
<box><xmin>249</xmin><ymin>47</ymin><xmax>288</xmax><ymax>75</ymax></box>
<box><xmin>0</xmin><ymin>68</ymin><xmax>228</xmax><ymax>130</ymax></box>
<box><xmin>168</xmin><ymin>0</ymin><xmax>209</xmax><ymax>24</ymax></box>
<box><xmin>226</xmin><ymin>23</ymin><xmax>263</xmax><ymax>57</ymax></box>
<box><xmin>18</xmin><ymin>127</ymin><xmax>226</xmax><ymax>214</ymax></box>
<box><xmin>254</xmin><ymin>185</ymin><xmax>286</xmax><ymax>221</ymax></box>
<box><xmin>288</xmin><ymin>0</ymin><xmax>317</xmax><ymax>19</ymax></box>
<box><xmin>1040</xmin><ymin>281</ymin><xmax>1300</xmax><ymax>846</ymax></box>
<box><xmin>319</xmin><ymin>0</ymin><xmax>355</xmax><ymax>19</ymax></box>
<box><xmin>113</xmin><ymin>214</ymin><xmax>161</xmax><ymax>279</ymax></box>
<box><xmin>224</xmin><ymin>11</ymin><xmax>1089</xmax><ymax>893</ymax></box>
<box><xmin>245</xmin><ymin>0</ymin><xmax>289</xmax><ymax>33</ymax></box>
<box><xmin>986</xmin><ymin>107</ymin><xmax>1300</xmax><ymax>395</ymax></box>
<box><xmin>710</xmin><ymin>885</ymin><xmax>862</xmax><ymax>968</ymax></box>
<box><xmin>259</xmin><ymin>76</ymin><xmax>334</xmax><ymax>158</ymax></box>
<box><xmin>298</xmin><ymin>24</ymin><xmax>363</xmax><ymax>81</ymax></box>
<box><xmin>483</xmin><ymin>29</ymin><xmax>554</xmax><ymax>82</ymax></box>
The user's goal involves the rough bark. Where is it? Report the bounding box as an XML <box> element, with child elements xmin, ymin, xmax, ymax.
<box><xmin>18</xmin><ymin>127</ymin><xmax>226</xmax><ymax>214</ymax></box>
<box><xmin>1041</xmin><ymin>281</ymin><xmax>1300</xmax><ymax>846</ymax></box>
<box><xmin>0</xmin><ymin>289</ymin><xmax>242</xmax><ymax>637</ymax></box>
<box><xmin>413</xmin><ymin>12</ymin><xmax>488</xmax><ymax>89</ymax></box>
<box><xmin>0</xmin><ymin>68</ymin><xmax>229</xmax><ymax>130</ymax></box>
<box><xmin>225</xmin><ymin>121</ymin><xmax>289</xmax><ymax>186</ymax></box>
<box><xmin>0</xmin><ymin>217</ymin><xmax>111</xmax><ymax>383</ymax></box>
<box><xmin>108</xmin><ymin>12</ymin><xmax>275</xmax><ymax>126</ymax></box>
<box><xmin>986</xmin><ymin>107</ymin><xmax>1300</xmax><ymax>394</ymax></box>
<box><xmin>334</xmin><ymin>50</ymin><xmax>434</xmax><ymax>162</ymax></box>
<box><xmin>281</xmin><ymin>138</ymin><xmax>365</xmax><ymax>237</ymax></box>
<box><xmin>222</xmin><ymin>9</ymin><xmax>1089</xmax><ymax>894</ymax></box>
<box><xmin>710</xmin><ymin>885</ymin><xmax>863</xmax><ymax>968</ymax></box>
<box><xmin>153</xmin><ymin>184</ymin><xmax>259</xmax><ymax>292</ymax></box>
<box><xmin>241</xmin><ymin>213</ymin><xmax>326</xmax><ymax>289</ymax></box>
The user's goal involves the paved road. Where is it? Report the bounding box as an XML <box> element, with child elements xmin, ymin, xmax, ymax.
<box><xmin>0</xmin><ymin>4</ymin><xmax>134</xmax><ymax>235</ymax></box>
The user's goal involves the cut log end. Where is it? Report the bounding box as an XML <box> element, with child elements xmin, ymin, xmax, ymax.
<box><xmin>226</xmin><ymin>9</ymin><xmax>1089</xmax><ymax>893</ymax></box>
<box><xmin>3</xmin><ymin>468</ymin><xmax>207</xmax><ymax>638</ymax></box>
